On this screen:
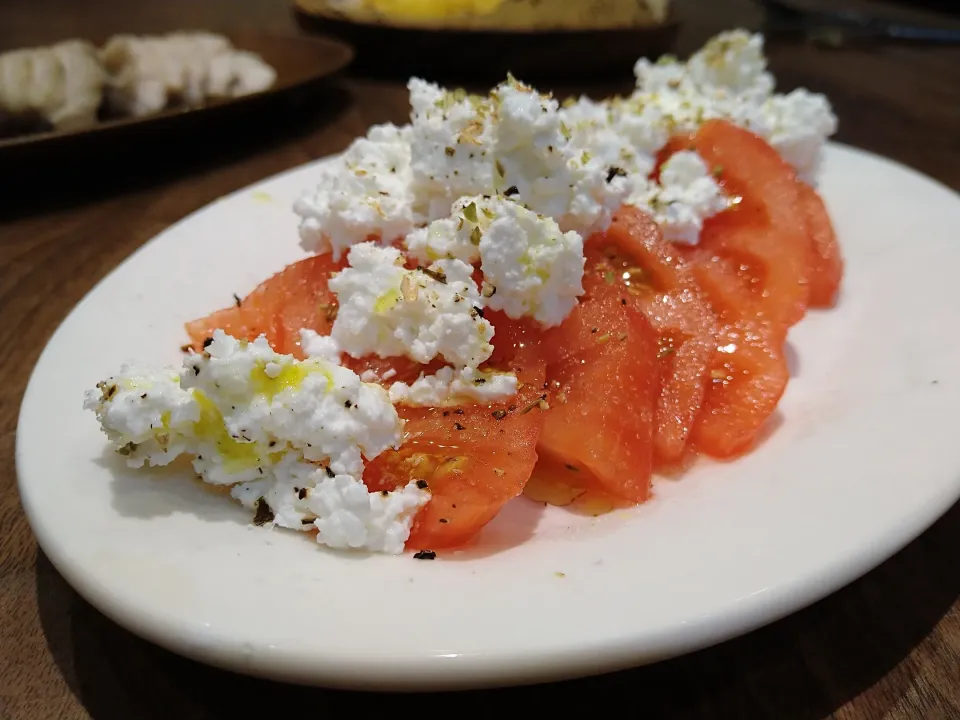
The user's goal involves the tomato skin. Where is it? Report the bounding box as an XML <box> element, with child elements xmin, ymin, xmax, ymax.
<box><xmin>623</xmin><ymin>120</ymin><xmax>813</xmax><ymax>460</ymax></box>
<box><xmin>797</xmin><ymin>180</ymin><xmax>843</xmax><ymax>308</ymax></box>
<box><xmin>691</xmin><ymin>322</ymin><xmax>788</xmax><ymax>458</ymax></box>
<box><xmin>185</xmin><ymin>305</ymin><xmax>269</xmax><ymax>352</ymax></box>
<box><xmin>690</xmin><ymin>120</ymin><xmax>811</xmax><ymax>332</ymax></box>
<box><xmin>535</xmin><ymin>270</ymin><xmax>660</xmax><ymax>504</ymax></box>
<box><xmin>667</xmin><ymin>245</ymin><xmax>793</xmax><ymax>458</ymax></box>
<box><xmin>363</xmin><ymin>312</ymin><xmax>547</xmax><ymax>550</ymax></box>
<box><xmin>185</xmin><ymin>254</ymin><xmax>343</xmax><ymax>356</ymax></box>
<box><xmin>588</xmin><ymin>207</ymin><xmax>718</xmax><ymax>467</ymax></box>
<box><xmin>364</xmin><ymin>392</ymin><xmax>543</xmax><ymax>549</ymax></box>
<box><xmin>640</xmin><ymin>122</ymin><xmax>809</xmax><ymax>457</ymax></box>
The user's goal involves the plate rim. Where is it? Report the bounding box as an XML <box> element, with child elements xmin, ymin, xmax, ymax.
<box><xmin>15</xmin><ymin>142</ymin><xmax>960</xmax><ymax>691</ymax></box>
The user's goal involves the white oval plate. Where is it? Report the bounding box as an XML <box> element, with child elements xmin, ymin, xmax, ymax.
<box><xmin>17</xmin><ymin>144</ymin><xmax>960</xmax><ymax>691</ymax></box>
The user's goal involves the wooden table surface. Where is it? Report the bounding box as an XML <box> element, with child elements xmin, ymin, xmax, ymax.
<box><xmin>2</xmin><ymin>1</ymin><xmax>959</xmax><ymax>718</ymax></box>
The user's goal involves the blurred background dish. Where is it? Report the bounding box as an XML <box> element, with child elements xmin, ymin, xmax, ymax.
<box><xmin>0</xmin><ymin>32</ymin><xmax>281</xmax><ymax>141</ymax></box>
<box><xmin>294</xmin><ymin>0</ymin><xmax>680</xmax><ymax>81</ymax></box>
<box><xmin>0</xmin><ymin>33</ymin><xmax>353</xmax><ymax>151</ymax></box>
<box><xmin>295</xmin><ymin>0</ymin><xmax>671</xmax><ymax>30</ymax></box>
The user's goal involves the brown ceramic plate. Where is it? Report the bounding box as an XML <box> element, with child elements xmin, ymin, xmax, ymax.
<box><xmin>0</xmin><ymin>34</ymin><xmax>354</xmax><ymax>155</ymax></box>
<box><xmin>292</xmin><ymin>4</ymin><xmax>680</xmax><ymax>82</ymax></box>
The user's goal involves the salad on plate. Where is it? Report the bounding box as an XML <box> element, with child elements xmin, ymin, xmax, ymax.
<box><xmin>85</xmin><ymin>30</ymin><xmax>842</xmax><ymax>557</ymax></box>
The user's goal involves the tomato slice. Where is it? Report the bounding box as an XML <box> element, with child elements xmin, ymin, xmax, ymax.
<box><xmin>189</xmin><ymin>256</ymin><xmax>547</xmax><ymax>550</ymax></box>
<box><xmin>797</xmin><ymin>180</ymin><xmax>843</xmax><ymax>308</ymax></box>
<box><xmin>692</xmin><ymin>321</ymin><xmax>788</xmax><ymax>458</ymax></box>
<box><xmin>363</xmin><ymin>312</ymin><xmax>546</xmax><ymax>550</ymax></box>
<box><xmin>588</xmin><ymin>207</ymin><xmax>718</xmax><ymax>466</ymax></box>
<box><xmin>690</xmin><ymin>120</ymin><xmax>811</xmax><ymax>332</ymax></box>
<box><xmin>536</xmin><ymin>271</ymin><xmax>660</xmax><ymax>503</ymax></box>
<box><xmin>185</xmin><ymin>254</ymin><xmax>343</xmax><ymax>356</ymax></box>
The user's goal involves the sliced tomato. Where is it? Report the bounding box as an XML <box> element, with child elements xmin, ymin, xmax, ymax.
<box><xmin>274</xmin><ymin>256</ymin><xmax>344</xmax><ymax>356</ymax></box>
<box><xmin>536</xmin><ymin>273</ymin><xmax>660</xmax><ymax>503</ymax></box>
<box><xmin>185</xmin><ymin>254</ymin><xmax>343</xmax><ymax>356</ymax></box>
<box><xmin>363</xmin><ymin>312</ymin><xmax>546</xmax><ymax>550</ymax></box>
<box><xmin>797</xmin><ymin>180</ymin><xmax>843</xmax><ymax>308</ymax></box>
<box><xmin>184</xmin><ymin>305</ymin><xmax>271</xmax><ymax>352</ymax></box>
<box><xmin>588</xmin><ymin>207</ymin><xmax>717</xmax><ymax>466</ymax></box>
<box><xmin>689</xmin><ymin>119</ymin><xmax>811</xmax><ymax>331</ymax></box>
<box><xmin>691</xmin><ymin>322</ymin><xmax>788</xmax><ymax>458</ymax></box>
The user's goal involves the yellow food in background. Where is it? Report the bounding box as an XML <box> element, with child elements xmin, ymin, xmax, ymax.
<box><xmin>369</xmin><ymin>0</ymin><xmax>506</xmax><ymax>22</ymax></box>
<box><xmin>302</xmin><ymin>0</ymin><xmax>671</xmax><ymax>30</ymax></box>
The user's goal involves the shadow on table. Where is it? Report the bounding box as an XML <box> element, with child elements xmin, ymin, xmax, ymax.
<box><xmin>36</xmin><ymin>498</ymin><xmax>960</xmax><ymax>720</ymax></box>
<box><xmin>0</xmin><ymin>80</ymin><xmax>352</xmax><ymax>224</ymax></box>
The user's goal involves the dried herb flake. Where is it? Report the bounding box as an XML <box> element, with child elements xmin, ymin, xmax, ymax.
<box><xmin>253</xmin><ymin>498</ymin><xmax>275</xmax><ymax>526</ymax></box>
<box><xmin>419</xmin><ymin>266</ymin><xmax>448</xmax><ymax>284</ymax></box>
<box><xmin>606</xmin><ymin>166</ymin><xmax>627</xmax><ymax>183</ymax></box>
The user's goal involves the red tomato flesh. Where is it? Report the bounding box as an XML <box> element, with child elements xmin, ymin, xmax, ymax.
<box><xmin>691</xmin><ymin>322</ymin><xmax>788</xmax><ymax>458</ymax></box>
<box><xmin>690</xmin><ymin>120</ymin><xmax>811</xmax><ymax>332</ymax></box>
<box><xmin>797</xmin><ymin>180</ymin><xmax>843</xmax><ymax>308</ymax></box>
<box><xmin>590</xmin><ymin>207</ymin><xmax>718</xmax><ymax>466</ymax></box>
<box><xmin>185</xmin><ymin>254</ymin><xmax>343</xmax><ymax>357</ymax></box>
<box><xmin>536</xmin><ymin>270</ymin><xmax>660</xmax><ymax>504</ymax></box>
<box><xmin>364</xmin><ymin>313</ymin><xmax>546</xmax><ymax>549</ymax></box>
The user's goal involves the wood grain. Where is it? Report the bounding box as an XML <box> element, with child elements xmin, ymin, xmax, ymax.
<box><xmin>2</xmin><ymin>1</ymin><xmax>959</xmax><ymax>718</ymax></box>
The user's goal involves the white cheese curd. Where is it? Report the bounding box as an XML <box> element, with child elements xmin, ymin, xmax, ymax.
<box><xmin>404</xmin><ymin>76</ymin><xmax>628</xmax><ymax>237</ymax></box>
<box><xmin>403</xmin><ymin>195</ymin><xmax>484</xmax><ymax>265</ymax></box>
<box><xmin>388</xmin><ymin>366</ymin><xmax>518</xmax><ymax>406</ymax></box>
<box><xmin>230</xmin><ymin>458</ymin><xmax>429</xmax><ymax>555</ymax></box>
<box><xmin>85</xmin><ymin>331</ymin><xmax>425</xmax><ymax>554</ymax></box>
<box><xmin>560</xmin><ymin>96</ymin><xmax>657</xmax><ymax>179</ymax></box>
<box><xmin>181</xmin><ymin>332</ymin><xmax>401</xmax><ymax>481</ymax></box>
<box><xmin>558</xmin><ymin>95</ymin><xmax>672</xmax><ymax>229</ymax></box>
<box><xmin>83</xmin><ymin>366</ymin><xmax>199</xmax><ymax>468</ymax></box>
<box><xmin>632</xmin><ymin>30</ymin><xmax>773</xmax><ymax>105</ymax></box>
<box><xmin>404</xmin><ymin>194</ymin><xmax>585</xmax><ymax>327</ymax></box>
<box><xmin>329</xmin><ymin>242</ymin><xmax>494</xmax><ymax>367</ymax></box>
<box><xmin>407</xmin><ymin>78</ymin><xmax>496</xmax><ymax>222</ymax></box>
<box><xmin>684</xmin><ymin>29</ymin><xmax>774</xmax><ymax>100</ymax></box>
<box><xmin>761</xmin><ymin>88</ymin><xmax>838</xmax><ymax>183</ymax></box>
<box><xmin>625</xmin><ymin>30</ymin><xmax>835</xmax><ymax>183</ymax></box>
<box><xmin>294</xmin><ymin>123</ymin><xmax>416</xmax><ymax>258</ymax></box>
<box><xmin>309</xmin><ymin>475</ymin><xmax>428</xmax><ymax>554</ymax></box>
<box><xmin>229</xmin><ymin>452</ymin><xmax>323</xmax><ymax>529</ymax></box>
<box><xmin>491</xmin><ymin>77</ymin><xmax>629</xmax><ymax>237</ymax></box>
<box><xmin>628</xmin><ymin>150</ymin><xmax>731</xmax><ymax>245</ymax></box>
<box><xmin>479</xmin><ymin>196</ymin><xmax>585</xmax><ymax>327</ymax></box>
<box><xmin>299</xmin><ymin>328</ymin><xmax>342</xmax><ymax>365</ymax></box>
